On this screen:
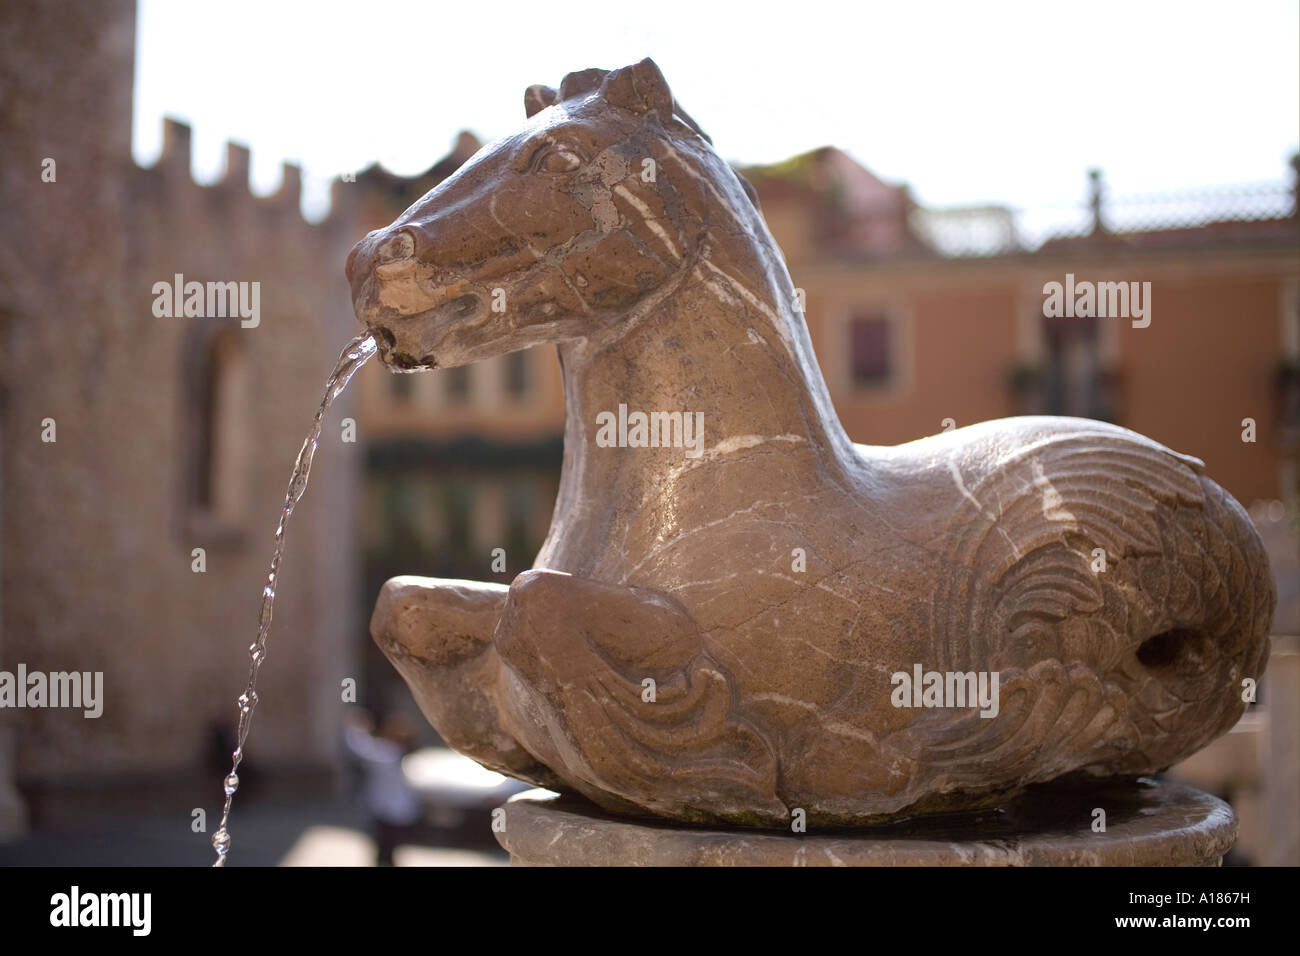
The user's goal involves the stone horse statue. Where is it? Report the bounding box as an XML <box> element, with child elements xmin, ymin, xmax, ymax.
<box><xmin>346</xmin><ymin>58</ymin><xmax>1273</xmax><ymax>826</ymax></box>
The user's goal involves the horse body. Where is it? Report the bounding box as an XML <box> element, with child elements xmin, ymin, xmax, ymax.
<box><xmin>348</xmin><ymin>59</ymin><xmax>1272</xmax><ymax>824</ymax></box>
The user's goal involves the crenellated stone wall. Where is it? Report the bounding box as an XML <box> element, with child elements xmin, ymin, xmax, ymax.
<box><xmin>0</xmin><ymin>0</ymin><xmax>367</xmax><ymax>809</ymax></box>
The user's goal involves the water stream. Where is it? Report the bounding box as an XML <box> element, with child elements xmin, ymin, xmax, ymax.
<box><xmin>210</xmin><ymin>332</ymin><xmax>377</xmax><ymax>866</ymax></box>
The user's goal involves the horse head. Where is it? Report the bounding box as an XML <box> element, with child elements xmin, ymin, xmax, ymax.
<box><xmin>346</xmin><ymin>58</ymin><xmax>761</xmax><ymax>371</ymax></box>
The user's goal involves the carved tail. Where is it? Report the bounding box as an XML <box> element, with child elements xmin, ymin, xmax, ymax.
<box><xmin>896</xmin><ymin>422</ymin><xmax>1274</xmax><ymax>793</ymax></box>
<box><xmin>1105</xmin><ymin>472</ymin><xmax>1274</xmax><ymax>771</ymax></box>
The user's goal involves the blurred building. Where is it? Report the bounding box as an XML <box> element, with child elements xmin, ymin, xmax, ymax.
<box><xmin>0</xmin><ymin>0</ymin><xmax>364</xmax><ymax>830</ymax></box>
<box><xmin>744</xmin><ymin>147</ymin><xmax>1299</xmax><ymax>510</ymax></box>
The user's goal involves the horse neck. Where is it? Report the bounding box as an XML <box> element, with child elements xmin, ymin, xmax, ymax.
<box><xmin>538</xmin><ymin>246</ymin><xmax>858</xmax><ymax>572</ymax></box>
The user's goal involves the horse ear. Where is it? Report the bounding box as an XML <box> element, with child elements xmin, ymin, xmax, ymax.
<box><xmin>670</xmin><ymin>100</ymin><xmax>712</xmax><ymax>145</ymax></box>
<box><xmin>524</xmin><ymin>84</ymin><xmax>558</xmax><ymax>118</ymax></box>
<box><xmin>599</xmin><ymin>58</ymin><xmax>674</xmax><ymax>116</ymax></box>
<box><xmin>559</xmin><ymin>68</ymin><xmax>609</xmax><ymax>102</ymax></box>
<box><xmin>735</xmin><ymin>171</ymin><xmax>761</xmax><ymax>210</ymax></box>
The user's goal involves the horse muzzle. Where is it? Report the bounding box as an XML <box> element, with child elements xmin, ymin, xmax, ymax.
<box><xmin>346</xmin><ymin>229</ymin><xmax>491</xmax><ymax>370</ymax></box>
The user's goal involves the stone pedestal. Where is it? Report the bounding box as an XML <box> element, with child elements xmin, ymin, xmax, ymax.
<box><xmin>495</xmin><ymin>777</ymin><xmax>1235</xmax><ymax>866</ymax></box>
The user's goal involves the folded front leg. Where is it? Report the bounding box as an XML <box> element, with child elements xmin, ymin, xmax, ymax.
<box><xmin>494</xmin><ymin>569</ymin><xmax>787</xmax><ymax>825</ymax></box>
<box><xmin>370</xmin><ymin>576</ymin><xmax>560</xmax><ymax>788</ymax></box>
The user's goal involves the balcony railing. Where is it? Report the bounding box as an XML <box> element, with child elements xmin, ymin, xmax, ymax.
<box><xmin>910</xmin><ymin>173</ymin><xmax>1297</xmax><ymax>258</ymax></box>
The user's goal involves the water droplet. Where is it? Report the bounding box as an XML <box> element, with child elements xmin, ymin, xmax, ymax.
<box><xmin>212</xmin><ymin>332</ymin><xmax>377</xmax><ymax>867</ymax></box>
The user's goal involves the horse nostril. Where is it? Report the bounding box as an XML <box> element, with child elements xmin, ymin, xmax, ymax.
<box><xmin>452</xmin><ymin>294</ymin><xmax>479</xmax><ymax>317</ymax></box>
<box><xmin>376</xmin><ymin>230</ymin><xmax>415</xmax><ymax>263</ymax></box>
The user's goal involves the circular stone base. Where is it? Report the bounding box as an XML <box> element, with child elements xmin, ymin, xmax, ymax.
<box><xmin>494</xmin><ymin>778</ymin><xmax>1235</xmax><ymax>866</ymax></box>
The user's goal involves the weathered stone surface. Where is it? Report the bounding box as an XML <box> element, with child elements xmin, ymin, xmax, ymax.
<box><xmin>496</xmin><ymin>779</ymin><xmax>1237</xmax><ymax>866</ymax></box>
<box><xmin>349</xmin><ymin>58</ymin><xmax>1274</xmax><ymax>826</ymax></box>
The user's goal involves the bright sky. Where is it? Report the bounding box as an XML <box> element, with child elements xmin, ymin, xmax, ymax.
<box><xmin>133</xmin><ymin>0</ymin><xmax>1299</xmax><ymax>222</ymax></box>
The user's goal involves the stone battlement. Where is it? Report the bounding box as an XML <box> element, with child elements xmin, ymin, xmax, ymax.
<box><xmin>132</xmin><ymin>116</ymin><xmax>362</xmax><ymax>232</ymax></box>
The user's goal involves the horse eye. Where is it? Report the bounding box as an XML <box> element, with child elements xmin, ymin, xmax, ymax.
<box><xmin>540</xmin><ymin>149</ymin><xmax>581</xmax><ymax>173</ymax></box>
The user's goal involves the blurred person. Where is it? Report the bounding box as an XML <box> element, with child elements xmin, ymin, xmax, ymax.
<box><xmin>343</xmin><ymin>708</ymin><xmax>422</xmax><ymax>866</ymax></box>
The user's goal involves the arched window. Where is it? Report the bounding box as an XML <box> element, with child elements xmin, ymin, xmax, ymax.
<box><xmin>191</xmin><ymin>326</ymin><xmax>251</xmax><ymax>532</ymax></box>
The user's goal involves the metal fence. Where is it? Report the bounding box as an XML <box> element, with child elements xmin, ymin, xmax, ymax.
<box><xmin>910</xmin><ymin>177</ymin><xmax>1297</xmax><ymax>257</ymax></box>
